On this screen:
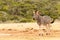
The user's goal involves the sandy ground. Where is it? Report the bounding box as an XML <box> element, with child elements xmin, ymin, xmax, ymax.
<box><xmin>0</xmin><ymin>20</ymin><xmax>60</xmax><ymax>40</ymax></box>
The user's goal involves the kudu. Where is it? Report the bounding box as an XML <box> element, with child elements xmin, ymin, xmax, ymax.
<box><xmin>33</xmin><ymin>10</ymin><xmax>53</xmax><ymax>35</ymax></box>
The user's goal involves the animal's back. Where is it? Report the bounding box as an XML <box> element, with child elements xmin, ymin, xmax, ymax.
<box><xmin>43</xmin><ymin>16</ymin><xmax>53</xmax><ymax>24</ymax></box>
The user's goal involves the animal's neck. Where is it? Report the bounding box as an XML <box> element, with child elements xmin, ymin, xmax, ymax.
<box><xmin>36</xmin><ymin>15</ymin><xmax>42</xmax><ymax>22</ymax></box>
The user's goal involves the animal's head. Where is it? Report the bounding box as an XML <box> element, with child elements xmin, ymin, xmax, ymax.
<box><xmin>33</xmin><ymin>10</ymin><xmax>40</xmax><ymax>20</ymax></box>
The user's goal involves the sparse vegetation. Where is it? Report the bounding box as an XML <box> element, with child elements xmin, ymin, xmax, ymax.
<box><xmin>0</xmin><ymin>0</ymin><xmax>60</xmax><ymax>22</ymax></box>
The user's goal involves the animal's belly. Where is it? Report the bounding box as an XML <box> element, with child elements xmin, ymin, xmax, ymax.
<box><xmin>39</xmin><ymin>25</ymin><xmax>46</xmax><ymax>29</ymax></box>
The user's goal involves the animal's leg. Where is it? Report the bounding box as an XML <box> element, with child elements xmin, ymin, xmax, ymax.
<box><xmin>39</xmin><ymin>25</ymin><xmax>45</xmax><ymax>36</ymax></box>
<box><xmin>46</xmin><ymin>24</ymin><xmax>51</xmax><ymax>35</ymax></box>
<box><xmin>47</xmin><ymin>24</ymin><xmax>51</xmax><ymax>32</ymax></box>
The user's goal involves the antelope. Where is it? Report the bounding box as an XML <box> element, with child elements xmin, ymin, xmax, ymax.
<box><xmin>33</xmin><ymin>10</ymin><xmax>54</xmax><ymax>35</ymax></box>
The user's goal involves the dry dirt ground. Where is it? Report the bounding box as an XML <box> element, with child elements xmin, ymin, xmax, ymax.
<box><xmin>0</xmin><ymin>20</ymin><xmax>60</xmax><ymax>40</ymax></box>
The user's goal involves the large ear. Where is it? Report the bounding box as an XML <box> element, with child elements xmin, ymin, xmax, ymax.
<box><xmin>35</xmin><ymin>11</ymin><xmax>40</xmax><ymax>15</ymax></box>
<box><xmin>33</xmin><ymin>10</ymin><xmax>40</xmax><ymax>15</ymax></box>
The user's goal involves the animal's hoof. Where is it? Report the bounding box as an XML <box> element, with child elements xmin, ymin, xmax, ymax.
<box><xmin>46</xmin><ymin>33</ymin><xmax>50</xmax><ymax>35</ymax></box>
<box><xmin>39</xmin><ymin>34</ymin><xmax>43</xmax><ymax>36</ymax></box>
<box><xmin>39</xmin><ymin>34</ymin><xmax>40</xmax><ymax>36</ymax></box>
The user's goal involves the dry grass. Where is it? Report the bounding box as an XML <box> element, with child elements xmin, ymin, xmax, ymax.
<box><xmin>0</xmin><ymin>20</ymin><xmax>60</xmax><ymax>40</ymax></box>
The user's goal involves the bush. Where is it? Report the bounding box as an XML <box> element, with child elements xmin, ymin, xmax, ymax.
<box><xmin>20</xmin><ymin>18</ymin><xmax>33</xmax><ymax>22</ymax></box>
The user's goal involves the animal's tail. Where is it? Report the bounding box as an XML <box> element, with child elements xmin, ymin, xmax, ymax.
<box><xmin>51</xmin><ymin>19</ymin><xmax>55</xmax><ymax>23</ymax></box>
